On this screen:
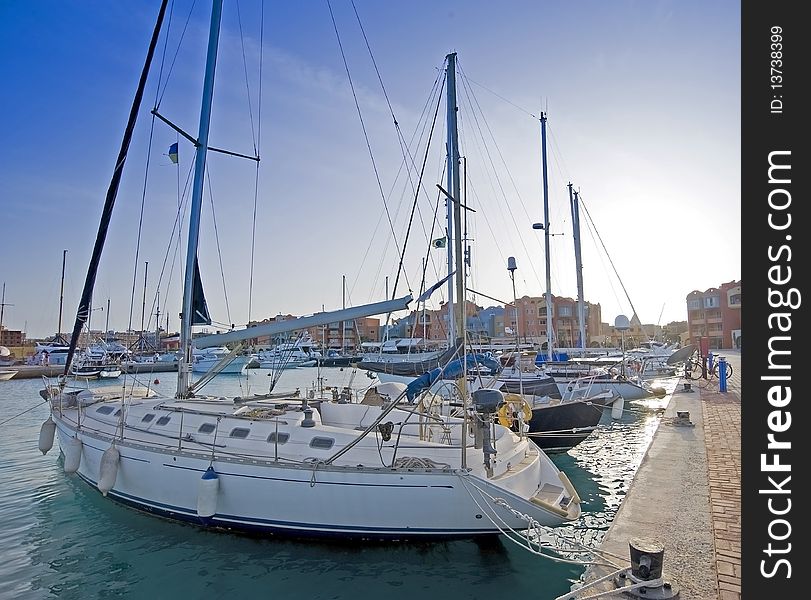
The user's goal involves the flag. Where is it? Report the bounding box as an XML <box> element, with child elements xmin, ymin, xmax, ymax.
<box><xmin>168</xmin><ymin>142</ymin><xmax>178</xmax><ymax>164</ymax></box>
<box><xmin>431</xmin><ymin>236</ymin><xmax>447</xmax><ymax>249</ymax></box>
<box><xmin>416</xmin><ymin>270</ymin><xmax>456</xmax><ymax>303</ymax></box>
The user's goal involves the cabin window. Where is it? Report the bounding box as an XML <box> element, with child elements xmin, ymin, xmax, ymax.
<box><xmin>156</xmin><ymin>416</ymin><xmax>171</xmax><ymax>426</ymax></box>
<box><xmin>267</xmin><ymin>432</ymin><xmax>290</xmax><ymax>444</ymax></box>
<box><xmin>229</xmin><ymin>427</ymin><xmax>250</xmax><ymax>439</ymax></box>
<box><xmin>198</xmin><ymin>423</ymin><xmax>216</xmax><ymax>434</ymax></box>
<box><xmin>141</xmin><ymin>414</ymin><xmax>155</xmax><ymax>423</ymax></box>
<box><xmin>96</xmin><ymin>406</ymin><xmax>115</xmax><ymax>415</ymax></box>
<box><xmin>309</xmin><ymin>437</ymin><xmax>335</xmax><ymax>450</ymax></box>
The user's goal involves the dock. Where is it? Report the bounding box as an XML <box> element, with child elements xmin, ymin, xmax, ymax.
<box><xmin>575</xmin><ymin>350</ymin><xmax>741</xmax><ymax>600</ymax></box>
<box><xmin>3</xmin><ymin>361</ymin><xmax>179</xmax><ymax>379</ymax></box>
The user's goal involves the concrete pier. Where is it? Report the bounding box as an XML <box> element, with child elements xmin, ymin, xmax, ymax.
<box><xmin>3</xmin><ymin>361</ymin><xmax>179</xmax><ymax>379</ymax></box>
<box><xmin>578</xmin><ymin>350</ymin><xmax>741</xmax><ymax>599</ymax></box>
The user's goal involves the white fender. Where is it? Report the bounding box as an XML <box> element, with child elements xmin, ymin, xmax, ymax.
<box><xmin>197</xmin><ymin>466</ymin><xmax>219</xmax><ymax>518</ymax></box>
<box><xmin>611</xmin><ymin>396</ymin><xmax>625</xmax><ymax>420</ymax></box>
<box><xmin>63</xmin><ymin>436</ymin><xmax>83</xmax><ymax>474</ymax></box>
<box><xmin>98</xmin><ymin>444</ymin><xmax>120</xmax><ymax>496</ymax></box>
<box><xmin>38</xmin><ymin>417</ymin><xmax>56</xmax><ymax>455</ymax></box>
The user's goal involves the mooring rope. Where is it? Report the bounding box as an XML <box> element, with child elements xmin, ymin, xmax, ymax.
<box><xmin>456</xmin><ymin>474</ymin><xmax>624</xmax><ymax>569</ymax></box>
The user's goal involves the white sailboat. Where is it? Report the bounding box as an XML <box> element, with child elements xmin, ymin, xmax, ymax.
<box><xmin>38</xmin><ymin>4</ymin><xmax>581</xmax><ymax>540</ymax></box>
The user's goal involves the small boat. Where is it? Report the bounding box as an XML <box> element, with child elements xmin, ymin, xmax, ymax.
<box><xmin>70</xmin><ymin>365</ymin><xmax>102</xmax><ymax>379</ymax></box>
<box><xmin>258</xmin><ymin>356</ymin><xmax>316</xmax><ymax>369</ymax></box>
<box><xmin>0</xmin><ymin>369</ymin><xmax>17</xmax><ymax>381</ymax></box>
<box><xmin>99</xmin><ymin>367</ymin><xmax>123</xmax><ymax>379</ymax></box>
<box><xmin>191</xmin><ymin>347</ymin><xmax>253</xmax><ymax>374</ymax></box>
<box><xmin>258</xmin><ymin>335</ymin><xmax>321</xmax><ymax>369</ymax></box>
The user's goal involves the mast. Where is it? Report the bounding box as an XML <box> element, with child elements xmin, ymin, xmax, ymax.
<box><xmin>445</xmin><ymin>52</ymin><xmax>463</xmax><ymax>343</ymax></box>
<box><xmin>105</xmin><ymin>298</ymin><xmax>111</xmax><ymax>341</ymax></box>
<box><xmin>57</xmin><ymin>249</ymin><xmax>67</xmax><ymax>343</ymax></box>
<box><xmin>155</xmin><ymin>290</ymin><xmax>161</xmax><ymax>355</ymax></box>
<box><xmin>0</xmin><ymin>283</ymin><xmax>10</xmax><ymax>339</ymax></box>
<box><xmin>539</xmin><ymin>113</ymin><xmax>554</xmax><ymax>361</ymax></box>
<box><xmin>569</xmin><ymin>184</ymin><xmax>586</xmax><ymax>351</ymax></box>
<box><xmin>445</xmin><ymin>52</ymin><xmax>468</xmax><ymax>469</ymax></box>
<box><xmin>178</xmin><ymin>0</ymin><xmax>224</xmax><ymax>397</ymax></box>
<box><xmin>341</xmin><ymin>275</ymin><xmax>345</xmax><ymax>352</ymax></box>
<box><xmin>141</xmin><ymin>261</ymin><xmax>148</xmax><ymax>346</ymax></box>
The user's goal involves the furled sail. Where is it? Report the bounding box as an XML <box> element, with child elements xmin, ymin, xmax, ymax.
<box><xmin>191</xmin><ymin>257</ymin><xmax>211</xmax><ymax>326</ymax></box>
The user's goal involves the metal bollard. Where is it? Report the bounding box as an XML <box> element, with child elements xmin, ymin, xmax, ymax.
<box><xmin>707</xmin><ymin>352</ymin><xmax>714</xmax><ymax>373</ymax></box>
<box><xmin>719</xmin><ymin>356</ymin><xmax>727</xmax><ymax>392</ymax></box>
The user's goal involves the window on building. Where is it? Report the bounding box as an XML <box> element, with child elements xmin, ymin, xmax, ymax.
<box><xmin>687</xmin><ymin>298</ymin><xmax>701</xmax><ymax>310</ymax></box>
<box><xmin>703</xmin><ymin>296</ymin><xmax>721</xmax><ymax>308</ymax></box>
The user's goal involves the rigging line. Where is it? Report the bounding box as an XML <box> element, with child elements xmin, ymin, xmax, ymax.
<box><xmin>350</xmin><ymin>69</ymin><xmax>445</xmax><ymax>305</ymax></box>
<box><xmin>546</xmin><ymin>122</ymin><xmax>574</xmax><ymax>190</ymax></box>
<box><xmin>388</xmin><ymin>72</ymin><xmax>445</xmax><ymax>301</ymax></box>
<box><xmin>127</xmin><ymin>111</ymin><xmax>158</xmax><ymax>334</ymax></box>
<box><xmin>455</xmin><ymin>67</ymin><xmax>545</xmax><ymax>290</ymax></box>
<box><xmin>235</xmin><ymin>0</ymin><xmax>258</xmax><ymax>154</ymax></box>
<box><xmin>576</xmin><ymin>194</ymin><xmax>625</xmax><ymax>314</ymax></box>
<box><xmin>464</xmin><ymin>75</ymin><xmax>539</xmax><ymax>120</ymax></box>
<box><xmin>128</xmin><ymin>3</ymin><xmax>175</xmax><ymax>334</ymax></box>
<box><xmin>156</xmin><ymin>0</ymin><xmax>198</xmax><ymax>108</ymax></box>
<box><xmin>325</xmin><ymin>1</ymin><xmax>407</xmax><ymax>289</ymax></box>
<box><xmin>577</xmin><ymin>191</ymin><xmax>641</xmax><ymax>320</ymax></box>
<box><xmin>350</xmin><ymin>0</ymin><xmax>442</xmax><ymax>246</ymax></box>
<box><xmin>205</xmin><ymin>169</ymin><xmax>232</xmax><ymax>326</ymax></box>
<box><xmin>148</xmin><ymin>158</ymin><xmax>195</xmax><ymax>334</ymax></box>
<box><xmin>247</xmin><ymin>0</ymin><xmax>265</xmax><ymax>324</ymax></box>
<box><xmin>63</xmin><ymin>0</ymin><xmax>170</xmax><ymax>377</ymax></box>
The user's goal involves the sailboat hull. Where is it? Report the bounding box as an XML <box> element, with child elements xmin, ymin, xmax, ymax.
<box><xmin>526</xmin><ymin>399</ymin><xmax>608</xmax><ymax>452</ymax></box>
<box><xmin>556</xmin><ymin>380</ymin><xmax>651</xmax><ymax>401</ymax></box>
<box><xmin>49</xmin><ymin>395</ymin><xmax>579</xmax><ymax>540</ymax></box>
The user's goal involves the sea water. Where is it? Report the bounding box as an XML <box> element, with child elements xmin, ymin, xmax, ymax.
<box><xmin>0</xmin><ymin>368</ymin><xmax>678</xmax><ymax>600</ymax></box>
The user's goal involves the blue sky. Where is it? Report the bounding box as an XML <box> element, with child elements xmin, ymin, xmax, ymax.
<box><xmin>0</xmin><ymin>1</ymin><xmax>740</xmax><ymax>339</ymax></box>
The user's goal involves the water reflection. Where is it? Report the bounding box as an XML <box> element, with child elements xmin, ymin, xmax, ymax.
<box><xmin>0</xmin><ymin>373</ymin><xmax>680</xmax><ymax>599</ymax></box>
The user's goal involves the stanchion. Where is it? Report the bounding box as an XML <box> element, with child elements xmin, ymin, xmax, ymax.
<box><xmin>719</xmin><ymin>356</ymin><xmax>727</xmax><ymax>392</ymax></box>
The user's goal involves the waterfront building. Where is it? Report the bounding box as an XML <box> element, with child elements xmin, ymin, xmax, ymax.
<box><xmin>685</xmin><ymin>280</ymin><xmax>742</xmax><ymax>349</ymax></box>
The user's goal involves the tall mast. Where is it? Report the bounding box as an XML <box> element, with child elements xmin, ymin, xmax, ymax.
<box><xmin>569</xmin><ymin>184</ymin><xmax>586</xmax><ymax>351</ymax></box>
<box><xmin>445</xmin><ymin>52</ymin><xmax>463</xmax><ymax>343</ymax></box>
<box><xmin>105</xmin><ymin>298</ymin><xmax>111</xmax><ymax>341</ymax></box>
<box><xmin>57</xmin><ymin>249</ymin><xmax>67</xmax><ymax>342</ymax></box>
<box><xmin>341</xmin><ymin>275</ymin><xmax>346</xmax><ymax>353</ymax></box>
<box><xmin>155</xmin><ymin>290</ymin><xmax>161</xmax><ymax>355</ymax></box>
<box><xmin>0</xmin><ymin>283</ymin><xmax>8</xmax><ymax>337</ymax></box>
<box><xmin>141</xmin><ymin>261</ymin><xmax>148</xmax><ymax>340</ymax></box>
<box><xmin>539</xmin><ymin>113</ymin><xmax>554</xmax><ymax>360</ymax></box>
<box><xmin>178</xmin><ymin>0</ymin><xmax>224</xmax><ymax>396</ymax></box>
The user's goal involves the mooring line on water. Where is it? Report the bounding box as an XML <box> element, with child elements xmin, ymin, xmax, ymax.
<box><xmin>0</xmin><ymin>400</ymin><xmax>49</xmax><ymax>426</ymax></box>
<box><xmin>457</xmin><ymin>475</ymin><xmax>623</xmax><ymax>569</ymax></box>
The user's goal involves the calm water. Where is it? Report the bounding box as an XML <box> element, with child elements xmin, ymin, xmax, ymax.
<box><xmin>0</xmin><ymin>367</ymin><xmax>678</xmax><ymax>600</ymax></box>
